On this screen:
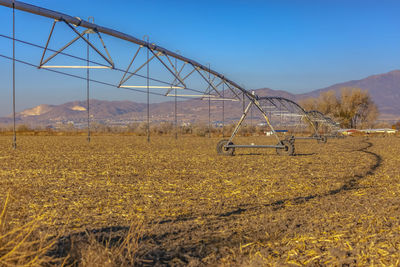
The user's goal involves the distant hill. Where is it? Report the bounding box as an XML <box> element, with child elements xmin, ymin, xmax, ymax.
<box><xmin>256</xmin><ymin>70</ymin><xmax>400</xmax><ymax>121</ymax></box>
<box><xmin>1</xmin><ymin>70</ymin><xmax>399</xmax><ymax>126</ymax></box>
<box><xmin>298</xmin><ymin>70</ymin><xmax>400</xmax><ymax>120</ymax></box>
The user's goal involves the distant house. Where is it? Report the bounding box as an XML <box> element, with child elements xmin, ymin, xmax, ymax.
<box><xmin>338</xmin><ymin>128</ymin><xmax>398</xmax><ymax>136</ymax></box>
<box><xmin>264</xmin><ymin>131</ymin><xmax>273</xmax><ymax>136</ymax></box>
<box><xmin>361</xmin><ymin>128</ymin><xmax>398</xmax><ymax>135</ymax></box>
<box><xmin>264</xmin><ymin>130</ymin><xmax>288</xmax><ymax>136</ymax></box>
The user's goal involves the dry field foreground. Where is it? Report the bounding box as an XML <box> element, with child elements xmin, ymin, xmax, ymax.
<box><xmin>0</xmin><ymin>135</ymin><xmax>400</xmax><ymax>265</ymax></box>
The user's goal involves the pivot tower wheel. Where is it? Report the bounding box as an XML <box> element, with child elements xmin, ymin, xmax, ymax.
<box><xmin>216</xmin><ymin>139</ymin><xmax>235</xmax><ymax>156</ymax></box>
<box><xmin>317</xmin><ymin>135</ymin><xmax>328</xmax><ymax>144</ymax></box>
<box><xmin>285</xmin><ymin>135</ymin><xmax>295</xmax><ymax>144</ymax></box>
<box><xmin>276</xmin><ymin>140</ymin><xmax>295</xmax><ymax>156</ymax></box>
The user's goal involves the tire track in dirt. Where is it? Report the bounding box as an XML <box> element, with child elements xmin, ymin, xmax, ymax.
<box><xmin>48</xmin><ymin>138</ymin><xmax>382</xmax><ymax>265</ymax></box>
<box><xmin>219</xmin><ymin>137</ymin><xmax>381</xmax><ymax>215</ymax></box>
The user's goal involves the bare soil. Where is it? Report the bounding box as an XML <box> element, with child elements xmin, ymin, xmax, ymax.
<box><xmin>0</xmin><ymin>135</ymin><xmax>399</xmax><ymax>265</ymax></box>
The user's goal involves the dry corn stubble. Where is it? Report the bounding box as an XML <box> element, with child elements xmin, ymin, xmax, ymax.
<box><xmin>0</xmin><ymin>192</ymin><xmax>57</xmax><ymax>266</ymax></box>
<box><xmin>0</xmin><ymin>135</ymin><xmax>399</xmax><ymax>265</ymax></box>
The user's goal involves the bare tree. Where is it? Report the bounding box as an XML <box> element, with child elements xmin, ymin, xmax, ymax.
<box><xmin>318</xmin><ymin>90</ymin><xmax>340</xmax><ymax>115</ymax></box>
<box><xmin>300</xmin><ymin>87</ymin><xmax>379</xmax><ymax>128</ymax></box>
<box><xmin>394</xmin><ymin>121</ymin><xmax>400</xmax><ymax>130</ymax></box>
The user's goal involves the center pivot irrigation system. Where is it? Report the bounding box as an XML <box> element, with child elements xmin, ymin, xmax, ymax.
<box><xmin>216</xmin><ymin>95</ymin><xmax>342</xmax><ymax>156</ymax></box>
<box><xmin>1</xmin><ymin>0</ymin><xmax>341</xmax><ymax>155</ymax></box>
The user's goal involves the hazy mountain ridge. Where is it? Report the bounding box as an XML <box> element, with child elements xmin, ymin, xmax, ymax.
<box><xmin>299</xmin><ymin>70</ymin><xmax>400</xmax><ymax>118</ymax></box>
<box><xmin>1</xmin><ymin>70</ymin><xmax>399</xmax><ymax>126</ymax></box>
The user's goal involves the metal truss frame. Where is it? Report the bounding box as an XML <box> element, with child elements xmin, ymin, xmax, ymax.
<box><xmin>218</xmin><ymin>96</ymin><xmax>343</xmax><ymax>156</ymax></box>
<box><xmin>0</xmin><ymin>0</ymin><xmax>250</xmax><ymax>101</ymax></box>
<box><xmin>0</xmin><ymin>0</ymin><xmax>341</xmax><ymax>152</ymax></box>
<box><xmin>257</xmin><ymin>97</ymin><xmax>323</xmax><ymax>142</ymax></box>
<box><xmin>216</xmin><ymin>96</ymin><xmax>295</xmax><ymax>156</ymax></box>
<box><xmin>39</xmin><ymin>19</ymin><xmax>114</xmax><ymax>69</ymax></box>
<box><xmin>307</xmin><ymin>110</ymin><xmax>342</xmax><ymax>138</ymax></box>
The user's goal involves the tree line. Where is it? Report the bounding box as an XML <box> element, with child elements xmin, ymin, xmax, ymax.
<box><xmin>299</xmin><ymin>87</ymin><xmax>379</xmax><ymax>129</ymax></box>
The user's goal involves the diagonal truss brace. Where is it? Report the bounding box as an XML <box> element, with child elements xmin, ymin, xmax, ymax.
<box><xmin>149</xmin><ymin>49</ymin><xmax>187</xmax><ymax>88</ymax></box>
<box><xmin>192</xmin><ymin>64</ymin><xmax>222</xmax><ymax>98</ymax></box>
<box><xmin>201</xmin><ymin>71</ymin><xmax>224</xmax><ymax>94</ymax></box>
<box><xmin>164</xmin><ymin>53</ymin><xmax>187</xmax><ymax>85</ymax></box>
<box><xmin>181</xmin><ymin>67</ymin><xmax>196</xmax><ymax>82</ymax></box>
<box><xmin>273</xmin><ymin>98</ymin><xmax>319</xmax><ymax>135</ymax></box>
<box><xmin>203</xmin><ymin>75</ymin><xmax>217</xmax><ymax>96</ymax></box>
<box><xmin>39</xmin><ymin>19</ymin><xmax>114</xmax><ymax>68</ymax></box>
<box><xmin>251</xmin><ymin>98</ymin><xmax>281</xmax><ymax>143</ymax></box>
<box><xmin>222</xmin><ymin>81</ymin><xmax>242</xmax><ymax>100</ymax></box>
<box><xmin>118</xmin><ymin>46</ymin><xmax>187</xmax><ymax>90</ymax></box>
<box><xmin>118</xmin><ymin>45</ymin><xmax>145</xmax><ymax>86</ymax></box>
<box><xmin>165</xmin><ymin>61</ymin><xmax>187</xmax><ymax>95</ymax></box>
<box><xmin>226</xmin><ymin>96</ymin><xmax>283</xmax><ymax>148</ymax></box>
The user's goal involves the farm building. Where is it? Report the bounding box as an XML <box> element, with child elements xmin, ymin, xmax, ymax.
<box><xmin>338</xmin><ymin>128</ymin><xmax>398</xmax><ymax>136</ymax></box>
<box><xmin>360</xmin><ymin>128</ymin><xmax>398</xmax><ymax>135</ymax></box>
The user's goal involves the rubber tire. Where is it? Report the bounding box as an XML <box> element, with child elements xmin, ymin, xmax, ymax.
<box><xmin>216</xmin><ymin>139</ymin><xmax>235</xmax><ymax>156</ymax></box>
<box><xmin>285</xmin><ymin>135</ymin><xmax>295</xmax><ymax>144</ymax></box>
<box><xmin>317</xmin><ymin>135</ymin><xmax>327</xmax><ymax>144</ymax></box>
<box><xmin>276</xmin><ymin>140</ymin><xmax>295</xmax><ymax>156</ymax></box>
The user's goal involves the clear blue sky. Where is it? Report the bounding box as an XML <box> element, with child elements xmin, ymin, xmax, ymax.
<box><xmin>0</xmin><ymin>0</ymin><xmax>400</xmax><ymax>116</ymax></box>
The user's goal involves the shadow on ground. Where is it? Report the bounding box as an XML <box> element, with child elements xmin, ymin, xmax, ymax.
<box><xmin>47</xmin><ymin>138</ymin><xmax>382</xmax><ymax>265</ymax></box>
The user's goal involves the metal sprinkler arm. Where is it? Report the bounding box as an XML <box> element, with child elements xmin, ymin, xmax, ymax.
<box><xmin>252</xmin><ymin>99</ymin><xmax>282</xmax><ymax>143</ymax></box>
<box><xmin>0</xmin><ymin>0</ymin><xmax>251</xmax><ymax>98</ymax></box>
<box><xmin>227</xmin><ymin>101</ymin><xmax>253</xmax><ymax>144</ymax></box>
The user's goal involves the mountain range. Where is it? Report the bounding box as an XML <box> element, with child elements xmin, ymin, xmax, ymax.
<box><xmin>1</xmin><ymin>70</ymin><xmax>399</xmax><ymax>127</ymax></box>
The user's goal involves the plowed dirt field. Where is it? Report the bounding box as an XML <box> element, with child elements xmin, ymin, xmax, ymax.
<box><xmin>0</xmin><ymin>135</ymin><xmax>399</xmax><ymax>265</ymax></box>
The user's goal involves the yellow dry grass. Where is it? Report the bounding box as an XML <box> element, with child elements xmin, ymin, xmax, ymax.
<box><xmin>0</xmin><ymin>192</ymin><xmax>56</xmax><ymax>266</ymax></box>
<box><xmin>0</xmin><ymin>135</ymin><xmax>399</xmax><ymax>265</ymax></box>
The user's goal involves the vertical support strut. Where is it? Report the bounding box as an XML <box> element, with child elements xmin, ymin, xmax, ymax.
<box><xmin>174</xmin><ymin>53</ymin><xmax>178</xmax><ymax>140</ymax></box>
<box><xmin>250</xmin><ymin>101</ymin><xmax>253</xmax><ymax>131</ymax></box>
<box><xmin>145</xmin><ymin>36</ymin><xmax>150</xmax><ymax>143</ymax></box>
<box><xmin>12</xmin><ymin>0</ymin><xmax>16</xmax><ymax>149</ymax></box>
<box><xmin>208</xmin><ymin>64</ymin><xmax>211</xmax><ymax>138</ymax></box>
<box><xmin>242</xmin><ymin>92</ymin><xmax>245</xmax><ymax>113</ymax></box>
<box><xmin>222</xmin><ymin>82</ymin><xmax>225</xmax><ymax>137</ymax></box>
<box><xmin>252</xmin><ymin>99</ymin><xmax>281</xmax><ymax>143</ymax></box>
<box><xmin>39</xmin><ymin>19</ymin><xmax>56</xmax><ymax>69</ymax></box>
<box><xmin>86</xmin><ymin>17</ymin><xmax>92</xmax><ymax>143</ymax></box>
<box><xmin>280</xmin><ymin>100</ymin><xmax>282</xmax><ymax>127</ymax></box>
<box><xmin>175</xmin><ymin>87</ymin><xmax>177</xmax><ymax>140</ymax></box>
<box><xmin>227</xmin><ymin>101</ymin><xmax>253</xmax><ymax>144</ymax></box>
